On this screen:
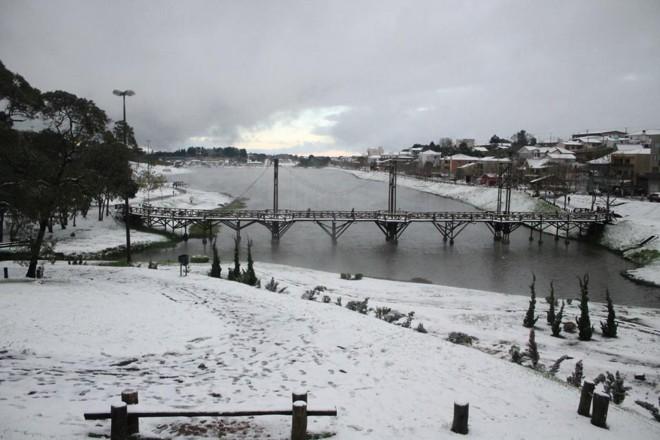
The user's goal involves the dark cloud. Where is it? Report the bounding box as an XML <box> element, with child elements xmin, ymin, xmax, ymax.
<box><xmin>2</xmin><ymin>0</ymin><xmax>659</xmax><ymax>153</ymax></box>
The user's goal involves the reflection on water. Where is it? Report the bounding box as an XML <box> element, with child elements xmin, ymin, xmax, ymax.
<box><xmin>135</xmin><ymin>167</ymin><xmax>659</xmax><ymax>307</ymax></box>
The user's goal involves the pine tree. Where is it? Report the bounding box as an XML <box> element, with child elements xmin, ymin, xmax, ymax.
<box><xmin>227</xmin><ymin>235</ymin><xmax>241</xmax><ymax>281</ymax></box>
<box><xmin>546</xmin><ymin>281</ymin><xmax>556</xmax><ymax>325</ymax></box>
<box><xmin>551</xmin><ymin>300</ymin><xmax>564</xmax><ymax>337</ymax></box>
<box><xmin>241</xmin><ymin>239</ymin><xmax>259</xmax><ymax>286</ymax></box>
<box><xmin>600</xmin><ymin>289</ymin><xmax>618</xmax><ymax>338</ymax></box>
<box><xmin>566</xmin><ymin>360</ymin><xmax>584</xmax><ymax>387</ymax></box>
<box><xmin>525</xmin><ymin>328</ymin><xmax>540</xmax><ymax>368</ymax></box>
<box><xmin>523</xmin><ymin>274</ymin><xmax>539</xmax><ymax>328</ymax></box>
<box><xmin>209</xmin><ymin>239</ymin><xmax>221</xmax><ymax>278</ymax></box>
<box><xmin>576</xmin><ymin>274</ymin><xmax>594</xmax><ymax>341</ymax></box>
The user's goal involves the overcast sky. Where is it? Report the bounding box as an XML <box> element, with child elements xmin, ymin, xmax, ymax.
<box><xmin>2</xmin><ymin>0</ymin><xmax>659</xmax><ymax>155</ymax></box>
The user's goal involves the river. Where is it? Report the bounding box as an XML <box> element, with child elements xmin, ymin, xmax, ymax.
<box><xmin>136</xmin><ymin>166</ymin><xmax>659</xmax><ymax>307</ymax></box>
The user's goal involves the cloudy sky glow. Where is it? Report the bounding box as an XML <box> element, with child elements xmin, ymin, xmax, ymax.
<box><xmin>1</xmin><ymin>0</ymin><xmax>659</xmax><ymax>155</ymax></box>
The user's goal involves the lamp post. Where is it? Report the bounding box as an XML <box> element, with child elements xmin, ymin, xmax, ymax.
<box><xmin>113</xmin><ymin>89</ymin><xmax>135</xmax><ymax>264</ymax></box>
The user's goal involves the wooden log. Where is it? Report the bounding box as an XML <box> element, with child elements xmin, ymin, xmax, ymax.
<box><xmin>291</xmin><ymin>400</ymin><xmax>308</xmax><ymax>440</ymax></box>
<box><xmin>577</xmin><ymin>381</ymin><xmax>594</xmax><ymax>417</ymax></box>
<box><xmin>110</xmin><ymin>402</ymin><xmax>128</xmax><ymax>440</ymax></box>
<box><xmin>451</xmin><ymin>401</ymin><xmax>469</xmax><ymax>435</ymax></box>
<box><xmin>121</xmin><ymin>390</ymin><xmax>139</xmax><ymax>435</ymax></box>
<box><xmin>84</xmin><ymin>408</ymin><xmax>337</xmax><ymax>420</ymax></box>
<box><xmin>591</xmin><ymin>391</ymin><xmax>610</xmax><ymax>429</ymax></box>
<box><xmin>292</xmin><ymin>390</ymin><xmax>308</xmax><ymax>404</ymax></box>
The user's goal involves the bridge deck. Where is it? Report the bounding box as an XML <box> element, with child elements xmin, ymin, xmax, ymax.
<box><xmin>124</xmin><ymin>206</ymin><xmax>608</xmax><ymax>224</ymax></box>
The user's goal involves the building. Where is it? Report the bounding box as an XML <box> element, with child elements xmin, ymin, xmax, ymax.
<box><xmin>418</xmin><ymin>150</ymin><xmax>443</xmax><ymax>167</ymax></box>
<box><xmin>610</xmin><ymin>148</ymin><xmax>652</xmax><ymax>192</ymax></box>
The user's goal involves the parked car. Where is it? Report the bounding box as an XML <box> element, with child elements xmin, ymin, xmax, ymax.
<box><xmin>649</xmin><ymin>192</ymin><xmax>660</xmax><ymax>202</ymax></box>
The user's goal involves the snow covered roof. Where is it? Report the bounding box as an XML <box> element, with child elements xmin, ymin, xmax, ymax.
<box><xmin>448</xmin><ymin>154</ymin><xmax>478</xmax><ymax>161</ymax></box>
<box><xmin>526</xmin><ymin>158</ymin><xmax>550</xmax><ymax>169</ymax></box>
<box><xmin>474</xmin><ymin>146</ymin><xmax>489</xmax><ymax>152</ymax></box>
<box><xmin>616</xmin><ymin>143</ymin><xmax>645</xmax><ymax>152</ymax></box>
<box><xmin>612</xmin><ymin>148</ymin><xmax>650</xmax><ymax>155</ymax></box>
<box><xmin>419</xmin><ymin>150</ymin><xmax>443</xmax><ymax>157</ymax></box>
<box><xmin>479</xmin><ymin>156</ymin><xmax>511</xmax><ymax>163</ymax></box>
<box><xmin>574</xmin><ymin>136</ymin><xmax>603</xmax><ymax>143</ymax></box>
<box><xmin>588</xmin><ymin>154</ymin><xmax>611</xmax><ymax>165</ymax></box>
<box><xmin>562</xmin><ymin>141</ymin><xmax>583</xmax><ymax>146</ymax></box>
<box><xmin>548</xmin><ymin>152</ymin><xmax>576</xmax><ymax>160</ymax></box>
<box><xmin>458</xmin><ymin>162</ymin><xmax>478</xmax><ymax>169</ymax></box>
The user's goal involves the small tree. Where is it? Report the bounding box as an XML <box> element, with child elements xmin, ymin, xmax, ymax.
<box><xmin>241</xmin><ymin>239</ymin><xmax>259</xmax><ymax>287</ymax></box>
<box><xmin>525</xmin><ymin>328</ymin><xmax>540</xmax><ymax>368</ymax></box>
<box><xmin>603</xmin><ymin>371</ymin><xmax>630</xmax><ymax>404</ymax></box>
<box><xmin>600</xmin><ymin>289</ymin><xmax>618</xmax><ymax>338</ymax></box>
<box><xmin>209</xmin><ymin>239</ymin><xmax>221</xmax><ymax>278</ymax></box>
<box><xmin>566</xmin><ymin>360</ymin><xmax>584</xmax><ymax>387</ymax></box>
<box><xmin>546</xmin><ymin>281</ymin><xmax>556</xmax><ymax>325</ymax></box>
<box><xmin>576</xmin><ymin>274</ymin><xmax>594</xmax><ymax>341</ymax></box>
<box><xmin>523</xmin><ymin>274</ymin><xmax>539</xmax><ymax>328</ymax></box>
<box><xmin>551</xmin><ymin>300</ymin><xmax>565</xmax><ymax>337</ymax></box>
<box><xmin>227</xmin><ymin>235</ymin><xmax>241</xmax><ymax>281</ymax></box>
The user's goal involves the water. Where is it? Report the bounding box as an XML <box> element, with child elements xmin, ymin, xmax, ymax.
<box><xmin>136</xmin><ymin>166</ymin><xmax>659</xmax><ymax>307</ymax></box>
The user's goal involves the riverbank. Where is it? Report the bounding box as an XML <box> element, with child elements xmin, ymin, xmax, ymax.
<box><xmin>341</xmin><ymin>168</ymin><xmax>660</xmax><ymax>287</ymax></box>
<box><xmin>0</xmin><ymin>261</ymin><xmax>658</xmax><ymax>438</ymax></box>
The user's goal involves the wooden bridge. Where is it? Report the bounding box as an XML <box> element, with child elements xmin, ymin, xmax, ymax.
<box><xmin>118</xmin><ymin>159</ymin><xmax>609</xmax><ymax>244</ymax></box>
<box><xmin>120</xmin><ymin>205</ymin><xmax>608</xmax><ymax>244</ymax></box>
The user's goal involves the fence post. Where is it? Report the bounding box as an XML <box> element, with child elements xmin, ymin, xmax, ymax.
<box><xmin>291</xmin><ymin>400</ymin><xmax>307</xmax><ymax>440</ymax></box>
<box><xmin>577</xmin><ymin>381</ymin><xmax>594</xmax><ymax>417</ymax></box>
<box><xmin>110</xmin><ymin>402</ymin><xmax>128</xmax><ymax>440</ymax></box>
<box><xmin>3</xmin><ymin>267</ymin><xmax>7</xmax><ymax>279</ymax></box>
<box><xmin>292</xmin><ymin>390</ymin><xmax>308</xmax><ymax>404</ymax></box>
<box><xmin>591</xmin><ymin>391</ymin><xmax>610</xmax><ymax>428</ymax></box>
<box><xmin>121</xmin><ymin>390</ymin><xmax>139</xmax><ymax>435</ymax></box>
<box><xmin>451</xmin><ymin>401</ymin><xmax>469</xmax><ymax>434</ymax></box>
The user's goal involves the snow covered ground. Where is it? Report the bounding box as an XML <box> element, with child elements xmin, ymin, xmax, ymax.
<box><xmin>0</xmin><ymin>262</ymin><xmax>658</xmax><ymax>439</ymax></box>
<box><xmin>342</xmin><ymin>169</ymin><xmax>660</xmax><ymax>286</ymax></box>
<box><xmin>134</xmin><ymin>186</ymin><xmax>233</xmax><ymax>210</ymax></box>
<box><xmin>45</xmin><ymin>215</ymin><xmax>168</xmax><ymax>256</ymax></box>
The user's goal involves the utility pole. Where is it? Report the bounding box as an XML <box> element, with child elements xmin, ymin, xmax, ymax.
<box><xmin>113</xmin><ymin>89</ymin><xmax>135</xmax><ymax>264</ymax></box>
<box><xmin>388</xmin><ymin>160</ymin><xmax>397</xmax><ymax>214</ymax></box>
<box><xmin>272</xmin><ymin>158</ymin><xmax>280</xmax><ymax>241</ymax></box>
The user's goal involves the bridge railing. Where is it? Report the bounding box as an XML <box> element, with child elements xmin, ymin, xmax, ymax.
<box><xmin>118</xmin><ymin>205</ymin><xmax>608</xmax><ymax>224</ymax></box>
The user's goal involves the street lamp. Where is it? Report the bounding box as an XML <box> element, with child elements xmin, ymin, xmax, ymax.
<box><xmin>113</xmin><ymin>89</ymin><xmax>136</xmax><ymax>264</ymax></box>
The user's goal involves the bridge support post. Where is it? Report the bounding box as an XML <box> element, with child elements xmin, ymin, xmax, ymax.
<box><xmin>502</xmin><ymin>224</ymin><xmax>510</xmax><ymax>244</ymax></box>
<box><xmin>538</xmin><ymin>219</ymin><xmax>543</xmax><ymax>244</ymax></box>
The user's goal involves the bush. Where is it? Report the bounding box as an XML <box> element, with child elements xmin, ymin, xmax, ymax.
<box><xmin>509</xmin><ymin>345</ymin><xmax>524</xmax><ymax>364</ymax></box>
<box><xmin>546</xmin><ymin>281</ymin><xmax>556</xmax><ymax>325</ymax></box>
<box><xmin>576</xmin><ymin>274</ymin><xmax>594</xmax><ymax>341</ymax></box>
<box><xmin>600</xmin><ymin>289</ymin><xmax>618</xmax><ymax>338</ymax></box>
<box><xmin>241</xmin><ymin>239</ymin><xmax>259</xmax><ymax>287</ymax></box>
<box><xmin>566</xmin><ymin>360</ymin><xmax>583</xmax><ymax>387</ymax></box>
<box><xmin>523</xmin><ymin>275</ymin><xmax>539</xmax><ymax>328</ymax></box>
<box><xmin>340</xmin><ymin>273</ymin><xmax>350</xmax><ymax>280</ymax></box>
<box><xmin>264</xmin><ymin>277</ymin><xmax>287</xmax><ymax>293</ymax></box>
<box><xmin>346</xmin><ymin>298</ymin><xmax>369</xmax><ymax>314</ymax></box>
<box><xmin>400</xmin><ymin>311</ymin><xmax>415</xmax><ymax>328</ymax></box>
<box><xmin>525</xmin><ymin>328</ymin><xmax>540</xmax><ymax>368</ymax></box>
<box><xmin>415</xmin><ymin>323</ymin><xmax>428</xmax><ymax>333</ymax></box>
<box><xmin>335</xmin><ymin>297</ymin><xmax>342</xmax><ymax>306</ymax></box>
<box><xmin>448</xmin><ymin>332</ymin><xmax>477</xmax><ymax>346</ymax></box>
<box><xmin>209</xmin><ymin>240</ymin><xmax>221</xmax><ymax>278</ymax></box>
<box><xmin>374</xmin><ymin>306</ymin><xmax>392</xmax><ymax>320</ymax></box>
<box><xmin>603</xmin><ymin>371</ymin><xmax>630</xmax><ymax>404</ymax></box>
<box><xmin>191</xmin><ymin>255</ymin><xmax>210</xmax><ymax>263</ymax></box>
<box><xmin>322</xmin><ymin>295</ymin><xmax>331</xmax><ymax>303</ymax></box>
<box><xmin>551</xmin><ymin>301</ymin><xmax>565</xmax><ymax>337</ymax></box>
<box><xmin>354</xmin><ymin>273</ymin><xmax>363</xmax><ymax>280</ymax></box>
<box><xmin>548</xmin><ymin>355</ymin><xmax>572</xmax><ymax>376</ymax></box>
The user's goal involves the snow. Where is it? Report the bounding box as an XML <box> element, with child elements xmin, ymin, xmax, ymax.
<box><xmin>134</xmin><ymin>186</ymin><xmax>233</xmax><ymax>210</ymax></box>
<box><xmin>342</xmin><ymin>169</ymin><xmax>660</xmax><ymax>286</ymax></box>
<box><xmin>46</xmin><ymin>214</ymin><xmax>168</xmax><ymax>256</ymax></box>
<box><xmin>0</xmin><ymin>262</ymin><xmax>658</xmax><ymax>439</ymax></box>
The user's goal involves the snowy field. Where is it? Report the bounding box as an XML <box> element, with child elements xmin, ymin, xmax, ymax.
<box><xmin>0</xmin><ymin>262</ymin><xmax>658</xmax><ymax>439</ymax></box>
<box><xmin>343</xmin><ymin>169</ymin><xmax>660</xmax><ymax>286</ymax></box>
<box><xmin>134</xmin><ymin>186</ymin><xmax>233</xmax><ymax>210</ymax></box>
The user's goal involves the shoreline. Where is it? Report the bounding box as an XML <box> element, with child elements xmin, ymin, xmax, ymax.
<box><xmin>336</xmin><ymin>167</ymin><xmax>660</xmax><ymax>288</ymax></box>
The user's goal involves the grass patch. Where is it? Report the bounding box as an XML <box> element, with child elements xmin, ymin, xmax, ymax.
<box><xmin>626</xmin><ymin>249</ymin><xmax>660</xmax><ymax>265</ymax></box>
<box><xmin>190</xmin><ymin>255</ymin><xmax>210</xmax><ymax>263</ymax></box>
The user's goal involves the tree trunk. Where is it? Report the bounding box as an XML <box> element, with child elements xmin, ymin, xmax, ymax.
<box><xmin>124</xmin><ymin>196</ymin><xmax>131</xmax><ymax>264</ymax></box>
<box><xmin>98</xmin><ymin>198</ymin><xmax>104</xmax><ymax>221</ymax></box>
<box><xmin>26</xmin><ymin>219</ymin><xmax>48</xmax><ymax>278</ymax></box>
<box><xmin>106</xmin><ymin>197</ymin><xmax>110</xmax><ymax>216</ymax></box>
<box><xmin>47</xmin><ymin>218</ymin><xmax>53</xmax><ymax>233</ymax></box>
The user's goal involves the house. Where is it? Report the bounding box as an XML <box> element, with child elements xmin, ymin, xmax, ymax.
<box><xmin>610</xmin><ymin>148</ymin><xmax>652</xmax><ymax>193</ymax></box>
<box><xmin>418</xmin><ymin>150</ymin><xmax>443</xmax><ymax>167</ymax></box>
<box><xmin>571</xmin><ymin>130</ymin><xmax>627</xmax><ymax>139</ymax></box>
